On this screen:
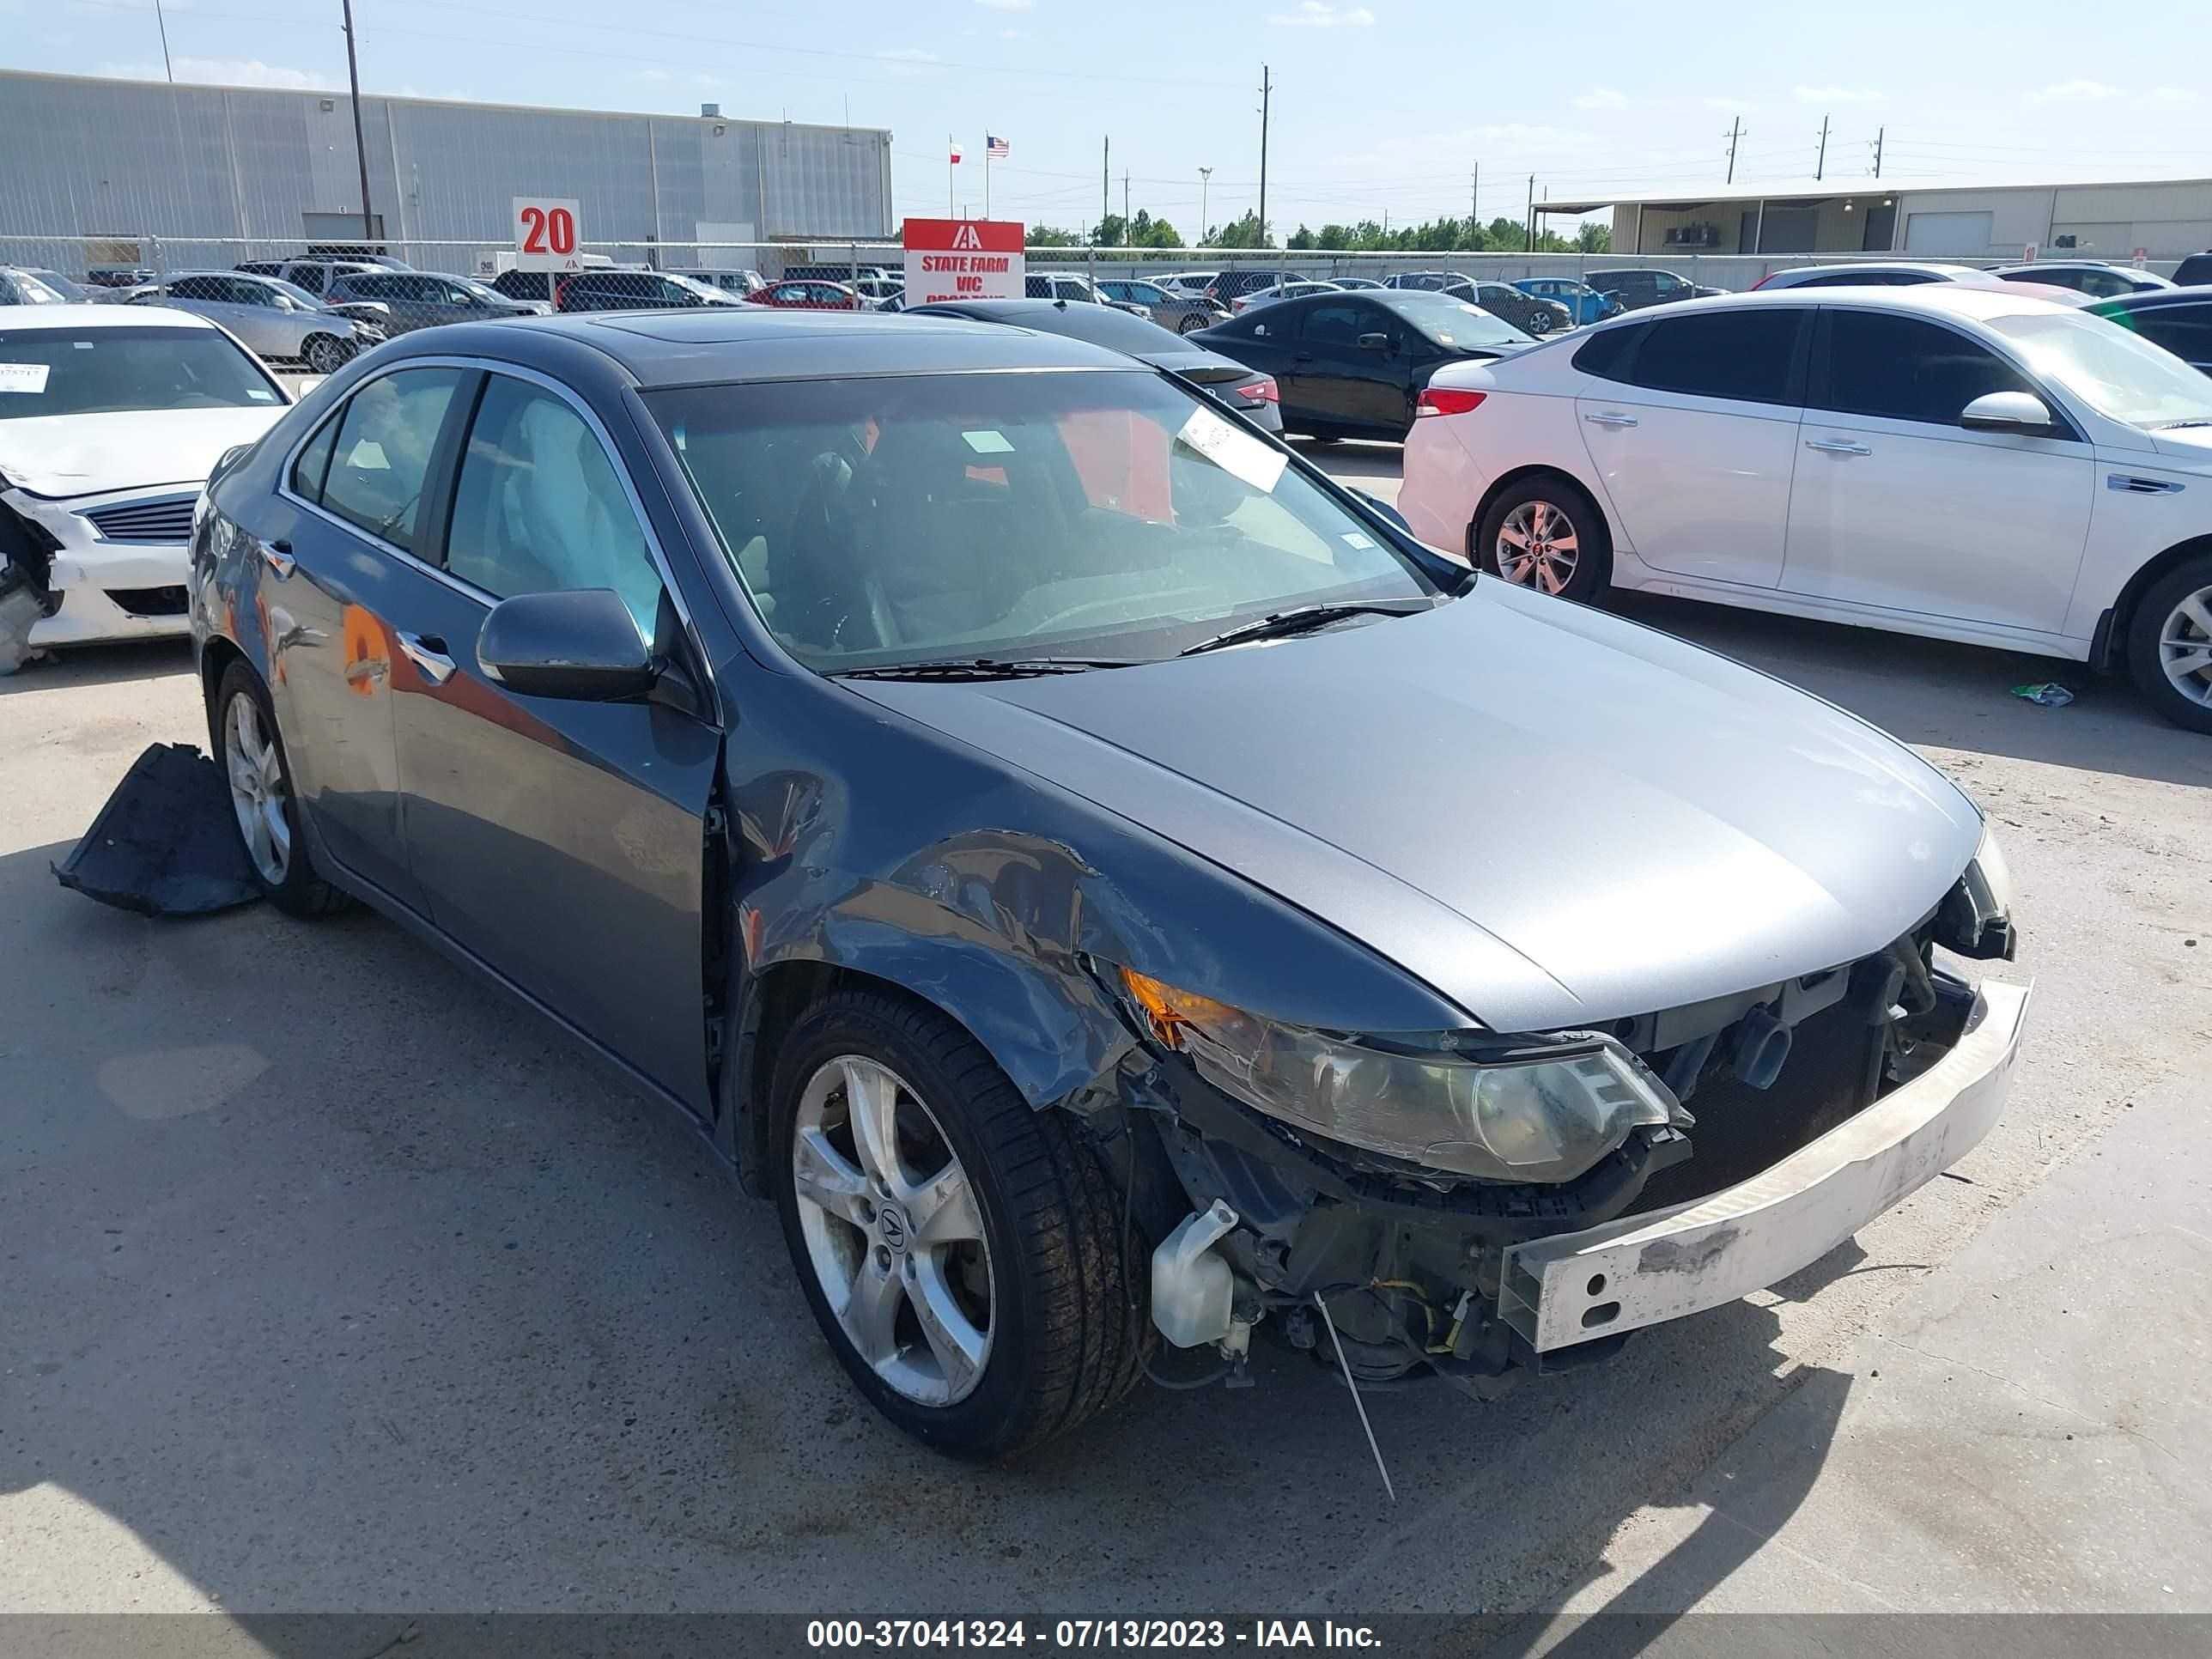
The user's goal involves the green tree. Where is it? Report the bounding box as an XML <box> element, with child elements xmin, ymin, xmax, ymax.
<box><xmin>1287</xmin><ymin>224</ymin><xmax>1316</xmax><ymax>251</ymax></box>
<box><xmin>1576</xmin><ymin>222</ymin><xmax>1612</xmax><ymax>254</ymax></box>
<box><xmin>1091</xmin><ymin>213</ymin><xmax>1127</xmax><ymax>248</ymax></box>
<box><xmin>1210</xmin><ymin>210</ymin><xmax>1273</xmax><ymax>249</ymax></box>
<box><xmin>1026</xmin><ymin>225</ymin><xmax>1083</xmax><ymax>246</ymax></box>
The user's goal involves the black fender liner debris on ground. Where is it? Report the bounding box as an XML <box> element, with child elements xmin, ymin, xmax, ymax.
<box><xmin>53</xmin><ymin>742</ymin><xmax>263</xmax><ymax>917</ymax></box>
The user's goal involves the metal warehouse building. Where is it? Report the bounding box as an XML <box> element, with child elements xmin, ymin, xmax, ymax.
<box><xmin>1543</xmin><ymin>177</ymin><xmax>2212</xmax><ymax>268</ymax></box>
<box><xmin>0</xmin><ymin>68</ymin><xmax>893</xmax><ymax>273</ymax></box>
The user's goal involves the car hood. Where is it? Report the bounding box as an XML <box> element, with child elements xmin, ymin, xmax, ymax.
<box><xmin>850</xmin><ymin>581</ymin><xmax>1983</xmax><ymax>1031</ymax></box>
<box><xmin>0</xmin><ymin>406</ymin><xmax>285</xmax><ymax>499</ymax></box>
<box><xmin>2148</xmin><ymin>423</ymin><xmax>2212</xmax><ymax>466</ymax></box>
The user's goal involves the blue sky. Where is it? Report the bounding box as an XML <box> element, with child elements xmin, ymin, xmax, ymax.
<box><xmin>10</xmin><ymin>0</ymin><xmax>2212</xmax><ymax>240</ymax></box>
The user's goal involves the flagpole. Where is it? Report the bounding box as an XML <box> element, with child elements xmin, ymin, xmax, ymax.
<box><xmin>948</xmin><ymin>135</ymin><xmax>955</xmax><ymax>217</ymax></box>
<box><xmin>985</xmin><ymin>151</ymin><xmax>993</xmax><ymax>220</ymax></box>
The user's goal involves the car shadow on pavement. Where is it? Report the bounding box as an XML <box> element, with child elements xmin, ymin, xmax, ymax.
<box><xmin>3</xmin><ymin>826</ymin><xmax>1860</xmax><ymax>1639</ymax></box>
<box><xmin>1607</xmin><ymin>592</ymin><xmax>2212</xmax><ymax>791</ymax></box>
<box><xmin>0</xmin><ymin>638</ymin><xmax>197</xmax><ymax>698</ymax></box>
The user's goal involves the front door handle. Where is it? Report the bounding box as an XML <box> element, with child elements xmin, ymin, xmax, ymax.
<box><xmin>260</xmin><ymin>538</ymin><xmax>295</xmax><ymax>579</ymax></box>
<box><xmin>1805</xmin><ymin>438</ymin><xmax>1872</xmax><ymax>456</ymax></box>
<box><xmin>393</xmin><ymin>630</ymin><xmax>456</xmax><ymax>685</ymax></box>
<box><xmin>1583</xmin><ymin>410</ymin><xmax>1638</xmax><ymax>428</ymax></box>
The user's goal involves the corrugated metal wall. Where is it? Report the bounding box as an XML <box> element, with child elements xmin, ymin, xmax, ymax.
<box><xmin>0</xmin><ymin>70</ymin><xmax>892</xmax><ymax>269</ymax></box>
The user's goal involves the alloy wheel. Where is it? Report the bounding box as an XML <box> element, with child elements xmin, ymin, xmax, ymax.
<box><xmin>791</xmin><ymin>1054</ymin><xmax>995</xmax><ymax>1407</ymax></box>
<box><xmin>2157</xmin><ymin>584</ymin><xmax>2212</xmax><ymax>709</ymax></box>
<box><xmin>1496</xmin><ymin>500</ymin><xmax>1581</xmax><ymax>595</ymax></box>
<box><xmin>1178</xmin><ymin>312</ymin><xmax>1206</xmax><ymax>334</ymax></box>
<box><xmin>303</xmin><ymin>335</ymin><xmax>345</xmax><ymax>375</ymax></box>
<box><xmin>224</xmin><ymin>692</ymin><xmax>292</xmax><ymax>884</ymax></box>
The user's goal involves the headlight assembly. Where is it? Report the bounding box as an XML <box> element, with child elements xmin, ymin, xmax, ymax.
<box><xmin>1120</xmin><ymin>968</ymin><xmax>1677</xmax><ymax>1185</ymax></box>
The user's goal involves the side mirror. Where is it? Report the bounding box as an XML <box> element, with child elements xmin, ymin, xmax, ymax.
<box><xmin>1959</xmin><ymin>390</ymin><xmax>2061</xmax><ymax>436</ymax></box>
<box><xmin>477</xmin><ymin>588</ymin><xmax>659</xmax><ymax>701</ymax></box>
<box><xmin>1358</xmin><ymin>331</ymin><xmax>1391</xmax><ymax>351</ymax></box>
<box><xmin>1354</xmin><ymin>489</ymin><xmax>1413</xmax><ymax>535</ymax></box>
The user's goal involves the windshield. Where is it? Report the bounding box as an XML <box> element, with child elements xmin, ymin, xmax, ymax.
<box><xmin>1375</xmin><ymin>292</ymin><xmax>1535</xmax><ymax>349</ymax></box>
<box><xmin>1990</xmin><ymin>310</ymin><xmax>2212</xmax><ymax>428</ymax></box>
<box><xmin>665</xmin><ymin>272</ymin><xmax>732</xmax><ymax>302</ymax></box>
<box><xmin>0</xmin><ymin>325</ymin><xmax>283</xmax><ymax>419</ymax></box>
<box><xmin>651</xmin><ymin>368</ymin><xmax>1442</xmax><ymax>672</ymax></box>
<box><xmin>453</xmin><ymin>276</ymin><xmax>505</xmax><ymax>304</ymax></box>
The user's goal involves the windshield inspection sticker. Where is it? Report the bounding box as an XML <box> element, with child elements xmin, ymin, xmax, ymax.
<box><xmin>1343</xmin><ymin>532</ymin><xmax>1376</xmax><ymax>550</ymax></box>
<box><xmin>0</xmin><ymin>362</ymin><xmax>52</xmax><ymax>393</ymax></box>
<box><xmin>1176</xmin><ymin>404</ymin><xmax>1287</xmax><ymax>494</ymax></box>
<box><xmin>962</xmin><ymin>428</ymin><xmax>1015</xmax><ymax>454</ymax></box>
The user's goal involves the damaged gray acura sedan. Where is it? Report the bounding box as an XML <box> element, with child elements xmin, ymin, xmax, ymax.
<box><xmin>191</xmin><ymin>307</ymin><xmax>2027</xmax><ymax>1457</ymax></box>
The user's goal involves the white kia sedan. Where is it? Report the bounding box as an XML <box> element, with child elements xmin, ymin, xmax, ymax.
<box><xmin>1399</xmin><ymin>285</ymin><xmax>2212</xmax><ymax>731</ymax></box>
<box><xmin>1</xmin><ymin>306</ymin><xmax>289</xmax><ymax>672</ymax></box>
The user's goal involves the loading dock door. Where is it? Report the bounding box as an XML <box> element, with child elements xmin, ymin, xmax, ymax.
<box><xmin>1904</xmin><ymin>210</ymin><xmax>1994</xmax><ymax>256</ymax></box>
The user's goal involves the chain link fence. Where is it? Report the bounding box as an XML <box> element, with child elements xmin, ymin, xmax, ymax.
<box><xmin>3</xmin><ymin>229</ymin><xmax>2183</xmax><ymax>365</ymax></box>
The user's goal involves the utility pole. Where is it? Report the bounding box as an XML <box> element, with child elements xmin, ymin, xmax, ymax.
<box><xmin>153</xmin><ymin>0</ymin><xmax>174</xmax><ymax>82</ymax></box>
<box><xmin>341</xmin><ymin>0</ymin><xmax>374</xmax><ymax>244</ymax></box>
<box><xmin>1123</xmin><ymin>171</ymin><xmax>1130</xmax><ymax>234</ymax></box>
<box><xmin>1814</xmin><ymin>113</ymin><xmax>1831</xmax><ymax>182</ymax></box>
<box><xmin>1525</xmin><ymin>173</ymin><xmax>1534</xmax><ymax>251</ymax></box>
<box><xmin>1724</xmin><ymin>115</ymin><xmax>1741</xmax><ymax>185</ymax></box>
<box><xmin>1869</xmin><ymin>125</ymin><xmax>1885</xmax><ymax>179</ymax></box>
<box><xmin>1257</xmin><ymin>64</ymin><xmax>1271</xmax><ymax>247</ymax></box>
<box><xmin>1102</xmin><ymin>136</ymin><xmax>1109</xmax><ymax>243</ymax></box>
<box><xmin>1198</xmin><ymin>167</ymin><xmax>1212</xmax><ymax>244</ymax></box>
<box><xmin>1470</xmin><ymin>160</ymin><xmax>1479</xmax><ymax>239</ymax></box>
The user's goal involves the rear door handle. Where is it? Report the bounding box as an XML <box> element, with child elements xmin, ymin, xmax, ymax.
<box><xmin>260</xmin><ymin>538</ymin><xmax>295</xmax><ymax>579</ymax></box>
<box><xmin>393</xmin><ymin>631</ymin><xmax>456</xmax><ymax>685</ymax></box>
<box><xmin>1583</xmin><ymin>411</ymin><xmax>1638</xmax><ymax>428</ymax></box>
<box><xmin>1805</xmin><ymin>438</ymin><xmax>1872</xmax><ymax>456</ymax></box>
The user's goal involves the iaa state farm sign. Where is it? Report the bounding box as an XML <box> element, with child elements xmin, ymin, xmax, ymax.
<box><xmin>902</xmin><ymin>218</ymin><xmax>1025</xmax><ymax>303</ymax></box>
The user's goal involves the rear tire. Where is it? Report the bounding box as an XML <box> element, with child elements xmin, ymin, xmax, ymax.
<box><xmin>2125</xmin><ymin>553</ymin><xmax>2212</xmax><ymax>733</ymax></box>
<box><xmin>771</xmin><ymin>988</ymin><xmax>1150</xmax><ymax>1459</ymax></box>
<box><xmin>213</xmin><ymin>660</ymin><xmax>351</xmax><ymax>917</ymax></box>
<box><xmin>1474</xmin><ymin>474</ymin><xmax>1613</xmax><ymax>604</ymax></box>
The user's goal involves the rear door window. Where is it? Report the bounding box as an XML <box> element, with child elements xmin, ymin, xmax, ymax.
<box><xmin>318</xmin><ymin>368</ymin><xmax>467</xmax><ymax>553</ymax></box>
<box><xmin>2121</xmin><ymin>303</ymin><xmax>2212</xmax><ymax>368</ymax></box>
<box><xmin>1627</xmin><ymin>308</ymin><xmax>1805</xmax><ymax>404</ymax></box>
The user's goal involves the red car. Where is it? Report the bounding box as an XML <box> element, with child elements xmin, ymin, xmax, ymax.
<box><xmin>749</xmin><ymin>279</ymin><xmax>862</xmax><ymax>311</ymax></box>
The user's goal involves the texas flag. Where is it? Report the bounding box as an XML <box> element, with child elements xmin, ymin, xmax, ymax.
<box><xmin>949</xmin><ymin>137</ymin><xmax>963</xmax><ymax>164</ymax></box>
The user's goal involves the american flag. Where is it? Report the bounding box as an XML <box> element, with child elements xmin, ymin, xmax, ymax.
<box><xmin>986</xmin><ymin>135</ymin><xmax>1010</xmax><ymax>160</ymax></box>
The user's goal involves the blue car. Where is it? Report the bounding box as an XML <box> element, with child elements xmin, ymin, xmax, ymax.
<box><xmin>1514</xmin><ymin>276</ymin><xmax>1623</xmax><ymax>325</ymax></box>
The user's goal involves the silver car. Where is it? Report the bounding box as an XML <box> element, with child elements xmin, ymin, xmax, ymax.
<box><xmin>131</xmin><ymin>271</ymin><xmax>381</xmax><ymax>373</ymax></box>
<box><xmin>1095</xmin><ymin>276</ymin><xmax>1225</xmax><ymax>335</ymax></box>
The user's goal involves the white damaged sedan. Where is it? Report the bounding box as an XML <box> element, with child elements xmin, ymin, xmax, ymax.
<box><xmin>1</xmin><ymin>305</ymin><xmax>289</xmax><ymax>672</ymax></box>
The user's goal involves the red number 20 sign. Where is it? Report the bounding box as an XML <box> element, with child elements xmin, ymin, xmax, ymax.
<box><xmin>512</xmin><ymin>198</ymin><xmax>583</xmax><ymax>271</ymax></box>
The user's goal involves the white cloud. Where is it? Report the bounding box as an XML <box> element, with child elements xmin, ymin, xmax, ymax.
<box><xmin>2032</xmin><ymin>78</ymin><xmax>2120</xmax><ymax>102</ymax></box>
<box><xmin>1268</xmin><ymin>1</ymin><xmax>1375</xmax><ymax>26</ymax></box>
<box><xmin>973</xmin><ymin>0</ymin><xmax>1032</xmax><ymax>9</ymax></box>
<box><xmin>99</xmin><ymin>54</ymin><xmax>334</xmax><ymax>89</ymax></box>
<box><xmin>1572</xmin><ymin>87</ymin><xmax>1627</xmax><ymax>111</ymax></box>
<box><xmin>1793</xmin><ymin>85</ymin><xmax>1882</xmax><ymax>105</ymax></box>
<box><xmin>2149</xmin><ymin>86</ymin><xmax>2202</xmax><ymax>106</ymax></box>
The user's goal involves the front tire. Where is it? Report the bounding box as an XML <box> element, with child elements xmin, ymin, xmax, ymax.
<box><xmin>1474</xmin><ymin>474</ymin><xmax>1613</xmax><ymax>603</ymax></box>
<box><xmin>214</xmin><ymin>660</ymin><xmax>350</xmax><ymax>916</ymax></box>
<box><xmin>301</xmin><ymin>334</ymin><xmax>347</xmax><ymax>375</ymax></box>
<box><xmin>771</xmin><ymin>988</ymin><xmax>1149</xmax><ymax>1459</ymax></box>
<box><xmin>1177</xmin><ymin>312</ymin><xmax>1208</xmax><ymax>335</ymax></box>
<box><xmin>2126</xmin><ymin>554</ymin><xmax>2212</xmax><ymax>732</ymax></box>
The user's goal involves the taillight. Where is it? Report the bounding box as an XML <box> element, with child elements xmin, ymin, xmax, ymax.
<box><xmin>1235</xmin><ymin>375</ymin><xmax>1279</xmax><ymax>404</ymax></box>
<box><xmin>1415</xmin><ymin>387</ymin><xmax>1486</xmax><ymax>418</ymax></box>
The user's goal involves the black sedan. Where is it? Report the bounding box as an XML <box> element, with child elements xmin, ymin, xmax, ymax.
<box><xmin>1190</xmin><ymin>288</ymin><xmax>1536</xmax><ymax>441</ymax></box>
<box><xmin>2088</xmin><ymin>285</ymin><xmax>2212</xmax><ymax>375</ymax></box>
<box><xmin>902</xmin><ymin>295</ymin><xmax>1282</xmax><ymax>431</ymax></box>
<box><xmin>188</xmin><ymin>307</ymin><xmax>2022</xmax><ymax>1460</ymax></box>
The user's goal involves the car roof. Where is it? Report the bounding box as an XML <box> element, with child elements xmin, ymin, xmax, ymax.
<box><xmin>373</xmin><ymin>306</ymin><xmax>1146</xmax><ymax>387</ymax></box>
<box><xmin>1777</xmin><ymin>261</ymin><xmax>1986</xmax><ymax>278</ymax></box>
<box><xmin>1601</xmin><ymin>284</ymin><xmax>2079</xmax><ymax>324</ymax></box>
<box><xmin>0</xmin><ymin>301</ymin><xmax>220</xmax><ymax>331</ymax></box>
<box><xmin>2092</xmin><ymin>284</ymin><xmax>2212</xmax><ymax>310</ymax></box>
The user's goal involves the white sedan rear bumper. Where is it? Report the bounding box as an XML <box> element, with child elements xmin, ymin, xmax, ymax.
<box><xmin>1500</xmin><ymin>978</ymin><xmax>2031</xmax><ymax>1354</ymax></box>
